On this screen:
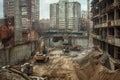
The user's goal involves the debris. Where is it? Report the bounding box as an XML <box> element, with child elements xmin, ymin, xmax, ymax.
<box><xmin>30</xmin><ymin>76</ymin><xmax>46</xmax><ymax>80</ymax></box>
<box><xmin>2</xmin><ymin>47</ymin><xmax>120</xmax><ymax>80</ymax></box>
<box><xmin>70</xmin><ymin>45</ymin><xmax>83</xmax><ymax>51</ymax></box>
<box><xmin>21</xmin><ymin>63</ymin><xmax>33</xmax><ymax>76</ymax></box>
<box><xmin>0</xmin><ymin>68</ymin><xmax>31</xmax><ymax>80</ymax></box>
<box><xmin>33</xmin><ymin>50</ymin><xmax>79</xmax><ymax>80</ymax></box>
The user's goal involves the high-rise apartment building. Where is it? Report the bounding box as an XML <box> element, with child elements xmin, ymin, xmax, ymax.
<box><xmin>31</xmin><ymin>0</ymin><xmax>40</xmax><ymax>22</ymax></box>
<box><xmin>4</xmin><ymin>0</ymin><xmax>15</xmax><ymax>17</ymax></box>
<box><xmin>50</xmin><ymin>0</ymin><xmax>81</xmax><ymax>32</ymax></box>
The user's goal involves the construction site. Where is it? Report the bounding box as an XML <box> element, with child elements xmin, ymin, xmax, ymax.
<box><xmin>0</xmin><ymin>0</ymin><xmax>120</xmax><ymax>80</ymax></box>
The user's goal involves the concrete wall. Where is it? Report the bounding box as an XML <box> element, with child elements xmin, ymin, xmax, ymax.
<box><xmin>48</xmin><ymin>37</ymin><xmax>93</xmax><ymax>48</ymax></box>
<box><xmin>0</xmin><ymin>41</ymin><xmax>37</xmax><ymax>67</ymax></box>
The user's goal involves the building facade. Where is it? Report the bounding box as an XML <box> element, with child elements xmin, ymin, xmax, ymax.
<box><xmin>91</xmin><ymin>0</ymin><xmax>120</xmax><ymax>70</ymax></box>
<box><xmin>4</xmin><ymin>0</ymin><xmax>15</xmax><ymax>17</ymax></box>
<box><xmin>3</xmin><ymin>0</ymin><xmax>39</xmax><ymax>43</ymax></box>
<box><xmin>31</xmin><ymin>0</ymin><xmax>40</xmax><ymax>22</ymax></box>
<box><xmin>40</xmin><ymin>19</ymin><xmax>50</xmax><ymax>31</ymax></box>
<box><xmin>4</xmin><ymin>0</ymin><xmax>39</xmax><ymax>28</ymax></box>
<box><xmin>50</xmin><ymin>0</ymin><xmax>81</xmax><ymax>32</ymax></box>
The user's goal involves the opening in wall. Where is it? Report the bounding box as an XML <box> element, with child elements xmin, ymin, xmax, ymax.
<box><xmin>108</xmin><ymin>44</ymin><xmax>114</xmax><ymax>57</ymax></box>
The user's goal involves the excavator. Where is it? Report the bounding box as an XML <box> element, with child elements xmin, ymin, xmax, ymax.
<box><xmin>21</xmin><ymin>38</ymin><xmax>49</xmax><ymax>76</ymax></box>
<box><xmin>33</xmin><ymin>38</ymin><xmax>49</xmax><ymax>62</ymax></box>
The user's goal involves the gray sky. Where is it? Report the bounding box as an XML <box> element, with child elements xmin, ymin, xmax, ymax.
<box><xmin>0</xmin><ymin>0</ymin><xmax>3</xmax><ymax>18</ymax></box>
<box><xmin>0</xmin><ymin>0</ymin><xmax>91</xmax><ymax>19</ymax></box>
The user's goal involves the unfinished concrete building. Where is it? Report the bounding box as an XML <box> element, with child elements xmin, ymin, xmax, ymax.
<box><xmin>4</xmin><ymin>0</ymin><xmax>39</xmax><ymax>22</ymax></box>
<box><xmin>3</xmin><ymin>0</ymin><xmax>39</xmax><ymax>43</ymax></box>
<box><xmin>0</xmin><ymin>0</ymin><xmax>39</xmax><ymax>66</ymax></box>
<box><xmin>91</xmin><ymin>0</ymin><xmax>120</xmax><ymax>70</ymax></box>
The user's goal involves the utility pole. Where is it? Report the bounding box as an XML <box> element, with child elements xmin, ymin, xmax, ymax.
<box><xmin>87</xmin><ymin>0</ymin><xmax>90</xmax><ymax>19</ymax></box>
<box><xmin>87</xmin><ymin>0</ymin><xmax>90</xmax><ymax>47</ymax></box>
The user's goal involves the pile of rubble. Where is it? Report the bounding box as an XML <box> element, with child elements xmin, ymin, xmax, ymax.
<box><xmin>0</xmin><ymin>68</ymin><xmax>31</xmax><ymax>80</ymax></box>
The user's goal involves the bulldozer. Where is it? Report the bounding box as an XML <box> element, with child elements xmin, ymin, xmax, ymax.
<box><xmin>33</xmin><ymin>38</ymin><xmax>49</xmax><ymax>62</ymax></box>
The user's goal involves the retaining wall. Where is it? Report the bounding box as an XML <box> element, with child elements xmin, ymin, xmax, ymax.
<box><xmin>0</xmin><ymin>41</ymin><xmax>37</xmax><ymax>67</ymax></box>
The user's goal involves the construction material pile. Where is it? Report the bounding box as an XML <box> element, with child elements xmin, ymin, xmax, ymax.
<box><xmin>0</xmin><ymin>68</ymin><xmax>31</xmax><ymax>80</ymax></box>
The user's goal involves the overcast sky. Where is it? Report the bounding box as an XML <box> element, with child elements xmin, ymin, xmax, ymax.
<box><xmin>0</xmin><ymin>0</ymin><xmax>3</xmax><ymax>18</ymax></box>
<box><xmin>0</xmin><ymin>0</ymin><xmax>91</xmax><ymax>19</ymax></box>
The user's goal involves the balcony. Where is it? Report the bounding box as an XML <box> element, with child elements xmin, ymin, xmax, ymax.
<box><xmin>114</xmin><ymin>20</ymin><xmax>120</xmax><ymax>26</ymax></box>
<box><xmin>107</xmin><ymin>35</ymin><xmax>114</xmax><ymax>44</ymax></box>
<box><xmin>94</xmin><ymin>24</ymin><xmax>101</xmax><ymax>28</ymax></box>
<box><xmin>92</xmin><ymin>34</ymin><xmax>98</xmax><ymax>38</ymax></box>
<box><xmin>110</xmin><ymin>20</ymin><xmax>120</xmax><ymax>26</ymax></box>
<box><xmin>114</xmin><ymin>38</ymin><xmax>120</xmax><ymax>47</ymax></box>
<box><xmin>102</xmin><ymin>22</ymin><xmax>108</xmax><ymax>27</ymax></box>
<box><xmin>92</xmin><ymin>34</ymin><xmax>100</xmax><ymax>40</ymax></box>
<box><xmin>111</xmin><ymin>21</ymin><xmax>115</xmax><ymax>26</ymax></box>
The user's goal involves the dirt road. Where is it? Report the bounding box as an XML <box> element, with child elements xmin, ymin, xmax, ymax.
<box><xmin>33</xmin><ymin>49</ymin><xmax>81</xmax><ymax>80</ymax></box>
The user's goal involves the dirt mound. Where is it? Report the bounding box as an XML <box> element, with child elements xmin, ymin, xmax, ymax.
<box><xmin>75</xmin><ymin>49</ymin><xmax>120</xmax><ymax>80</ymax></box>
<box><xmin>42</xmin><ymin>57</ymin><xmax>79</xmax><ymax>80</ymax></box>
<box><xmin>33</xmin><ymin>49</ymin><xmax>120</xmax><ymax>80</ymax></box>
<box><xmin>75</xmin><ymin>61</ymin><xmax>120</xmax><ymax>80</ymax></box>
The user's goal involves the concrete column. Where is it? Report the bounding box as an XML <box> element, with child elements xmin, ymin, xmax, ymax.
<box><xmin>109</xmin><ymin>59</ymin><xmax>115</xmax><ymax>70</ymax></box>
<box><xmin>114</xmin><ymin>7</ymin><xmax>117</xmax><ymax>20</ymax></box>
<box><xmin>14</xmin><ymin>0</ymin><xmax>22</xmax><ymax>44</ymax></box>
<box><xmin>113</xmin><ymin>5</ymin><xmax>117</xmax><ymax>59</ymax></box>
<box><xmin>114</xmin><ymin>0</ymin><xmax>117</xmax><ymax>4</ymax></box>
<box><xmin>114</xmin><ymin>28</ymin><xmax>117</xmax><ymax>58</ymax></box>
<box><xmin>114</xmin><ymin>47</ymin><xmax>117</xmax><ymax>59</ymax></box>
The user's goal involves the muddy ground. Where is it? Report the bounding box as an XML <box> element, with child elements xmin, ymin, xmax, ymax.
<box><xmin>33</xmin><ymin>50</ymin><xmax>80</xmax><ymax>80</ymax></box>
<box><xmin>1</xmin><ymin>48</ymin><xmax>120</xmax><ymax>80</ymax></box>
<box><xmin>32</xmin><ymin>49</ymin><xmax>120</xmax><ymax>80</ymax></box>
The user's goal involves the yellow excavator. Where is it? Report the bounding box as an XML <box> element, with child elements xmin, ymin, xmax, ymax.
<box><xmin>33</xmin><ymin>38</ymin><xmax>49</xmax><ymax>62</ymax></box>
